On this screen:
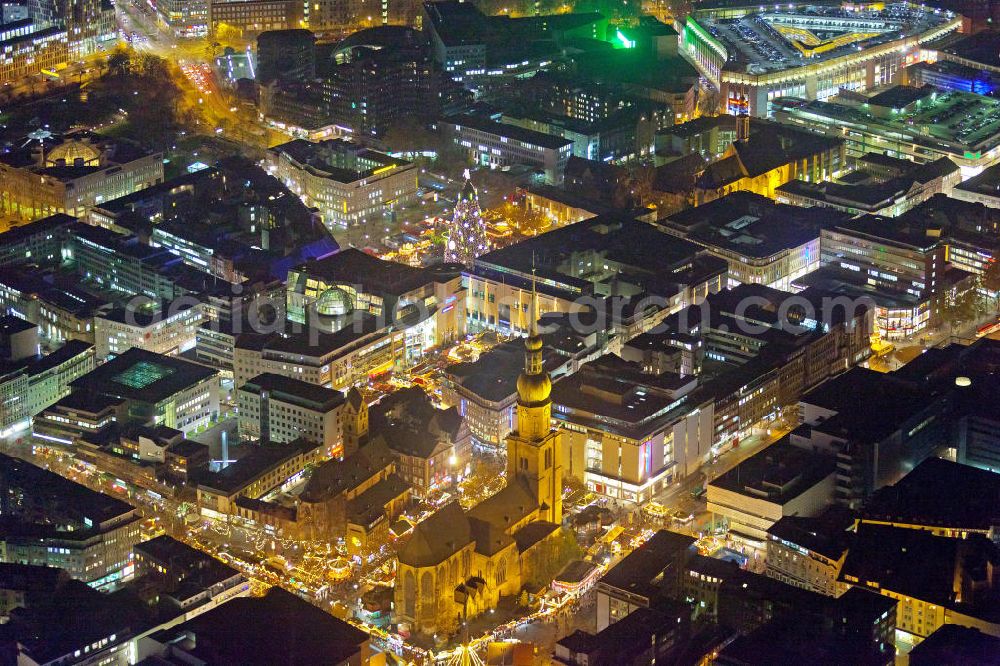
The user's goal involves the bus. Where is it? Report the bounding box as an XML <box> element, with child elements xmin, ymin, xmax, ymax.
<box><xmin>976</xmin><ymin>317</ymin><xmax>1000</xmax><ymax>338</ymax></box>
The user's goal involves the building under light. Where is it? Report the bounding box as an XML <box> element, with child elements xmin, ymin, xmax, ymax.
<box><xmin>266</xmin><ymin>138</ymin><xmax>418</xmax><ymax>237</ymax></box>
<box><xmin>680</xmin><ymin>4</ymin><xmax>960</xmax><ymax>117</ymax></box>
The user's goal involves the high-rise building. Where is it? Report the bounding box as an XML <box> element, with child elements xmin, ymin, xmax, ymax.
<box><xmin>156</xmin><ymin>0</ymin><xmax>209</xmax><ymax>37</ymax></box>
<box><xmin>444</xmin><ymin>172</ymin><xmax>488</xmax><ymax>267</ymax></box>
<box><xmin>256</xmin><ymin>28</ymin><xmax>315</xmax><ymax>84</ymax></box>
<box><xmin>29</xmin><ymin>0</ymin><xmax>114</xmax><ymax>56</ymax></box>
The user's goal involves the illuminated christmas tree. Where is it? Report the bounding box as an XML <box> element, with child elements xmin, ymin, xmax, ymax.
<box><xmin>445</xmin><ymin>170</ymin><xmax>488</xmax><ymax>266</ymax></box>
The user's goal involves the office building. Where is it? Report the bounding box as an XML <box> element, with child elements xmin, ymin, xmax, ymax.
<box><xmin>69</xmin><ymin>348</ymin><xmax>219</xmax><ymax>435</ymax></box>
<box><xmin>680</xmin><ymin>6</ymin><xmax>958</xmax><ymax>116</ymax></box>
<box><xmin>840</xmin><ymin>524</ymin><xmax>1000</xmax><ymax>640</ymax></box>
<box><xmin>772</xmin><ymin>86</ymin><xmax>1000</xmax><ymax>177</ymax></box>
<box><xmin>322</xmin><ymin>32</ymin><xmax>443</xmax><ymax>137</ymax></box>
<box><xmin>237</xmin><ymin>372</ymin><xmax>345</xmax><ymax>455</ymax></box>
<box><xmin>707</xmin><ymin>440</ymin><xmax>836</xmax><ymax>551</ymax></box>
<box><xmin>423</xmin><ymin>1</ymin><xmax>606</xmax><ymax>88</ymax></box>
<box><xmin>469</xmin><ymin>215</ymin><xmax>726</xmax><ymax>340</ymax></box>
<box><xmin>595</xmin><ymin>529</ymin><xmax>696</xmax><ymax>630</ymax></box>
<box><xmin>256</xmin><ymin>28</ymin><xmax>315</xmax><ymax>84</ymax></box>
<box><xmin>953</xmin><ymin>161</ymin><xmax>1000</xmax><ymax>209</ymax></box>
<box><xmin>31</xmin><ymin>391</ymin><xmax>124</xmax><ymax>448</ymax></box>
<box><xmin>94</xmin><ymin>301</ymin><xmax>204</xmax><ymax>360</ymax></box>
<box><xmin>0</xmin><ymin>131</ymin><xmax>163</xmax><ymax>222</ymax></box>
<box><xmin>793</xmin><ymin>367</ymin><xmax>952</xmax><ymax>509</ymax></box>
<box><xmin>0</xmin><ymin>266</ymin><xmax>108</xmax><ymax>345</ymax></box>
<box><xmin>196</xmin><ymin>438</ymin><xmax>324</xmax><ymax>519</ymax></box>
<box><xmin>0</xmin><ymin>317</ymin><xmax>95</xmax><ymax>432</ymax></box>
<box><xmin>777</xmin><ymin>154</ymin><xmax>960</xmax><ymax>218</ymax></box>
<box><xmin>552</xmin><ymin>355</ymin><xmax>707</xmax><ymax>504</ymax></box>
<box><xmin>0</xmin><ymin>452</ymin><xmax>142</xmax><ymax>588</ymax></box>
<box><xmin>909</xmin><ymin>59</ymin><xmax>997</xmax><ymax>96</ymax></box>
<box><xmin>266</xmin><ymin>138</ymin><xmax>417</xmax><ymax>236</ymax></box>
<box><xmin>661</xmin><ymin>191</ymin><xmax>842</xmax><ymax>290</ymax></box>
<box><xmin>133</xmin><ymin>535</ymin><xmax>249</xmax><ymax>617</ymax></box>
<box><xmin>815</xmin><ymin>214</ymin><xmax>966</xmax><ymax>339</ymax></box>
<box><xmin>861</xmin><ymin>457</ymin><xmax>1000</xmax><ymax>540</ymax></box>
<box><xmin>93</xmin><ymin>161</ymin><xmax>338</xmax><ymax>284</ymax></box>
<box><xmin>0</xmin><ymin>21</ymin><xmax>67</xmax><ymax>85</ymax></box>
<box><xmin>156</xmin><ymin>0</ymin><xmax>208</xmax><ymax>36</ymax></box>
<box><xmin>443</xmin><ymin>337</ymin><xmax>568</xmax><ymax>448</ymax></box>
<box><xmin>715</xmin><ymin>584</ymin><xmax>897</xmax><ymax>665</ymax></box>
<box><xmin>137</xmin><ymin>587</ymin><xmax>371</xmax><ymax>664</ymax></box>
<box><xmin>555</xmin><ymin>604</ymin><xmax>691</xmax><ymax>666</ymax></box>
<box><xmin>208</xmin><ymin>0</ymin><xmax>303</xmax><ymax>35</ymax></box>
<box><xmin>765</xmin><ymin>506</ymin><xmax>854</xmax><ymax>597</ymax></box>
<box><xmin>439</xmin><ymin>114</ymin><xmax>573</xmax><ymax>185</ymax></box>
<box><xmin>909</xmin><ymin>625</ymin><xmax>1000</xmax><ymax>665</ymax></box>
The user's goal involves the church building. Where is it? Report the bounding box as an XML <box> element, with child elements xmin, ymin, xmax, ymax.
<box><xmin>394</xmin><ymin>288</ymin><xmax>564</xmax><ymax>635</ymax></box>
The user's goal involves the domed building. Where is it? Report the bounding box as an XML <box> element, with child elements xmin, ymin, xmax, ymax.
<box><xmin>394</xmin><ymin>283</ymin><xmax>564</xmax><ymax>636</ymax></box>
<box><xmin>44</xmin><ymin>139</ymin><xmax>103</xmax><ymax>168</ymax></box>
<box><xmin>0</xmin><ymin>130</ymin><xmax>163</xmax><ymax>221</ymax></box>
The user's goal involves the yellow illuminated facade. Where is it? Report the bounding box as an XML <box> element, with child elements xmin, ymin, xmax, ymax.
<box><xmin>394</xmin><ymin>283</ymin><xmax>564</xmax><ymax>635</ymax></box>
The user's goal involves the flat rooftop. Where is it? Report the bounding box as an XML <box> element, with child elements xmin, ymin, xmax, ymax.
<box><xmin>240</xmin><ymin>373</ymin><xmax>345</xmax><ymax>412</ymax></box>
<box><xmin>0</xmin><ymin>452</ymin><xmax>135</xmax><ymax>531</ymax></box>
<box><xmin>163</xmin><ymin>587</ymin><xmax>368</xmax><ymax>665</ymax></box>
<box><xmin>709</xmin><ymin>439</ymin><xmax>835</xmax><ymax>504</ymax></box>
<box><xmin>772</xmin><ymin>89</ymin><xmax>1000</xmax><ymax>154</ymax></box>
<box><xmin>442</xmin><ymin>114</ymin><xmax>573</xmax><ymax>150</ymax></box>
<box><xmin>863</xmin><ymin>457</ymin><xmax>1000</xmax><ymax>532</ymax></box>
<box><xmin>692</xmin><ymin>5</ymin><xmax>954</xmax><ymax>76</ymax></box>
<box><xmin>663</xmin><ymin>190</ymin><xmax>845</xmax><ymax>259</ymax></box>
<box><xmin>473</xmin><ymin>214</ymin><xmax>706</xmax><ymax>295</ymax></box>
<box><xmin>269</xmin><ymin>138</ymin><xmax>411</xmax><ymax>184</ymax></box>
<box><xmin>941</xmin><ymin>30</ymin><xmax>1000</xmax><ymax>69</ymax></box>
<box><xmin>599</xmin><ymin>529</ymin><xmax>695</xmax><ymax>597</ymax></box>
<box><xmin>197</xmin><ymin>439</ymin><xmax>319</xmax><ymax>496</ymax></box>
<box><xmin>71</xmin><ymin>348</ymin><xmax>216</xmax><ymax>404</ymax></box>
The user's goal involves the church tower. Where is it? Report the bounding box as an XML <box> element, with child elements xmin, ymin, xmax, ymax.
<box><xmin>505</xmin><ymin>276</ymin><xmax>563</xmax><ymax>524</ymax></box>
<box><xmin>341</xmin><ymin>387</ymin><xmax>368</xmax><ymax>457</ymax></box>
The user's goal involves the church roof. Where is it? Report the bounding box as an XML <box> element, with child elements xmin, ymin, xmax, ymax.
<box><xmin>298</xmin><ymin>437</ymin><xmax>394</xmax><ymax>502</ymax></box>
<box><xmin>465</xmin><ymin>479</ymin><xmax>538</xmax><ymax>530</ymax></box>
<box><xmin>397</xmin><ymin>501</ymin><xmax>473</xmax><ymax>568</ymax></box>
<box><xmin>513</xmin><ymin>521</ymin><xmax>560</xmax><ymax>553</ymax></box>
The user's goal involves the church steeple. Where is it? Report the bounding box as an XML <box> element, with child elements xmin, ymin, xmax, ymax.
<box><xmin>515</xmin><ymin>271</ymin><xmax>552</xmax><ymax>441</ymax></box>
<box><xmin>507</xmin><ymin>270</ymin><xmax>562</xmax><ymax>524</ymax></box>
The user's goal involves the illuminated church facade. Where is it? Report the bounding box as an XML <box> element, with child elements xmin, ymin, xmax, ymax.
<box><xmin>394</xmin><ymin>292</ymin><xmax>563</xmax><ymax>635</ymax></box>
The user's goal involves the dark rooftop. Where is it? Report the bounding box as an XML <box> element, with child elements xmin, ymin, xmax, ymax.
<box><xmin>709</xmin><ymin>440</ymin><xmax>835</xmax><ymax>504</ymax></box>
<box><xmin>240</xmin><ymin>373</ymin><xmax>345</xmax><ymax>412</ymax></box>
<box><xmin>442</xmin><ymin>114</ymin><xmax>573</xmax><ymax>150</ymax></box>
<box><xmin>908</xmin><ymin>624</ymin><xmax>1000</xmax><ymax>666</ymax></box>
<box><xmin>166</xmin><ymin>587</ymin><xmax>368</xmax><ymax>666</ymax></box>
<box><xmin>863</xmin><ymin>457</ymin><xmax>1000</xmax><ymax>532</ymax></box>
<box><xmin>840</xmin><ymin>523</ymin><xmax>1000</xmax><ymax>611</ymax></box>
<box><xmin>766</xmin><ymin>506</ymin><xmax>855</xmax><ymax>561</ymax></box>
<box><xmin>599</xmin><ymin>529</ymin><xmax>695</xmax><ymax>597</ymax></box>
<box><xmin>867</xmin><ymin>84</ymin><xmax>936</xmax><ymax>109</ymax></box>
<box><xmin>941</xmin><ymin>31</ymin><xmax>1000</xmax><ymax>69</ymax></box>
<box><xmin>70</xmin><ymin>348</ymin><xmax>217</xmax><ymax>404</ymax></box>
<box><xmin>0</xmin><ymin>452</ymin><xmax>135</xmax><ymax>530</ymax></box>
<box><xmin>197</xmin><ymin>439</ymin><xmax>320</xmax><ymax>495</ymax></box>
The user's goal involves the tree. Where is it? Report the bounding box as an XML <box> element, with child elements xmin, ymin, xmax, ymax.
<box><xmin>982</xmin><ymin>259</ymin><xmax>1000</xmax><ymax>313</ymax></box>
<box><xmin>107</xmin><ymin>49</ymin><xmax>131</xmax><ymax>77</ymax></box>
<box><xmin>933</xmin><ymin>282</ymin><xmax>986</xmax><ymax>339</ymax></box>
<box><xmin>523</xmin><ymin>528</ymin><xmax>582</xmax><ymax>590</ymax></box>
